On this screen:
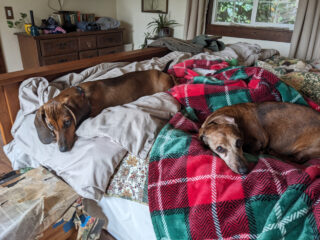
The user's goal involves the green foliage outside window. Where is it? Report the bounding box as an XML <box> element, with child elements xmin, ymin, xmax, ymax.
<box><xmin>215</xmin><ymin>0</ymin><xmax>298</xmax><ymax>25</ymax></box>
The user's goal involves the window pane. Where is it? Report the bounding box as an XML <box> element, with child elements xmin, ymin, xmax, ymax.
<box><xmin>276</xmin><ymin>2</ymin><xmax>298</xmax><ymax>24</ymax></box>
<box><xmin>215</xmin><ymin>0</ymin><xmax>253</xmax><ymax>23</ymax></box>
<box><xmin>216</xmin><ymin>1</ymin><xmax>234</xmax><ymax>23</ymax></box>
<box><xmin>256</xmin><ymin>0</ymin><xmax>299</xmax><ymax>24</ymax></box>
<box><xmin>234</xmin><ymin>1</ymin><xmax>253</xmax><ymax>23</ymax></box>
<box><xmin>256</xmin><ymin>2</ymin><xmax>274</xmax><ymax>23</ymax></box>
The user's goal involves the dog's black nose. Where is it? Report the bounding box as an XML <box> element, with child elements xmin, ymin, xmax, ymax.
<box><xmin>238</xmin><ymin>166</ymin><xmax>249</xmax><ymax>175</ymax></box>
<box><xmin>59</xmin><ymin>145</ymin><xmax>68</xmax><ymax>152</ymax></box>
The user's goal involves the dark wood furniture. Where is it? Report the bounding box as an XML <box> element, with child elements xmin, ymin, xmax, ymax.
<box><xmin>0</xmin><ymin>47</ymin><xmax>170</xmax><ymax>145</ymax></box>
<box><xmin>16</xmin><ymin>29</ymin><xmax>124</xmax><ymax>69</ymax></box>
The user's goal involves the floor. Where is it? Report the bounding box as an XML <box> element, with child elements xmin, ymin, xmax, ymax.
<box><xmin>0</xmin><ymin>134</ymin><xmax>12</xmax><ymax>176</ymax></box>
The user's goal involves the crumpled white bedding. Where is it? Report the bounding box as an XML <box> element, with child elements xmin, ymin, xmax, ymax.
<box><xmin>4</xmin><ymin>51</ymin><xmax>188</xmax><ymax>200</ymax></box>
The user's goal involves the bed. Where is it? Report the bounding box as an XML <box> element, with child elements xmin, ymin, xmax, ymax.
<box><xmin>0</xmin><ymin>47</ymin><xmax>171</xmax><ymax>239</ymax></box>
<box><xmin>1</xmin><ymin>43</ymin><xmax>320</xmax><ymax>240</ymax></box>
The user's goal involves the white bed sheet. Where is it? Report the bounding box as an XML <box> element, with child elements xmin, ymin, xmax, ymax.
<box><xmin>98</xmin><ymin>196</ymin><xmax>156</xmax><ymax>240</ymax></box>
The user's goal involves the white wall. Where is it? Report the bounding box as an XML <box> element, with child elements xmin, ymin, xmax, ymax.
<box><xmin>0</xmin><ymin>0</ymin><xmax>117</xmax><ymax>72</ymax></box>
<box><xmin>0</xmin><ymin>0</ymin><xmax>292</xmax><ymax>72</ymax></box>
<box><xmin>116</xmin><ymin>0</ymin><xmax>187</xmax><ymax>49</ymax></box>
<box><xmin>221</xmin><ymin>37</ymin><xmax>291</xmax><ymax>57</ymax></box>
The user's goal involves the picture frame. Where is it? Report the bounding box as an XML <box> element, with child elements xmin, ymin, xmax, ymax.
<box><xmin>4</xmin><ymin>7</ymin><xmax>14</xmax><ymax>20</ymax></box>
<box><xmin>141</xmin><ymin>0</ymin><xmax>168</xmax><ymax>14</ymax></box>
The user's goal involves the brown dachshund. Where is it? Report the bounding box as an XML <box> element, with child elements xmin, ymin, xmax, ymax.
<box><xmin>199</xmin><ymin>102</ymin><xmax>320</xmax><ymax>174</ymax></box>
<box><xmin>35</xmin><ymin>62</ymin><xmax>175</xmax><ymax>152</ymax></box>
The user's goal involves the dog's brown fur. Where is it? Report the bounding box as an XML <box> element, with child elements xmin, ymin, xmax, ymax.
<box><xmin>199</xmin><ymin>102</ymin><xmax>320</xmax><ymax>174</ymax></box>
<box><xmin>35</xmin><ymin>68</ymin><xmax>175</xmax><ymax>152</ymax></box>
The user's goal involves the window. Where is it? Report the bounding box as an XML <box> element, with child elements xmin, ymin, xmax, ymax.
<box><xmin>212</xmin><ymin>0</ymin><xmax>299</xmax><ymax>30</ymax></box>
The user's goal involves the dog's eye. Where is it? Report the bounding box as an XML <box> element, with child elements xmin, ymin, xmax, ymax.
<box><xmin>216</xmin><ymin>146</ymin><xmax>226</xmax><ymax>153</ymax></box>
<box><xmin>63</xmin><ymin>120</ymin><xmax>72</xmax><ymax>128</ymax></box>
<box><xmin>236</xmin><ymin>139</ymin><xmax>243</xmax><ymax>148</ymax></box>
<box><xmin>47</xmin><ymin>122</ymin><xmax>54</xmax><ymax>131</ymax></box>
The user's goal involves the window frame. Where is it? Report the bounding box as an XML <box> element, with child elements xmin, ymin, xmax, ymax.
<box><xmin>205</xmin><ymin>0</ymin><xmax>294</xmax><ymax>42</ymax></box>
<box><xmin>212</xmin><ymin>0</ymin><xmax>297</xmax><ymax>30</ymax></box>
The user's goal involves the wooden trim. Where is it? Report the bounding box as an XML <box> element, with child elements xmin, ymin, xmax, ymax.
<box><xmin>206</xmin><ymin>0</ymin><xmax>214</xmax><ymax>27</ymax></box>
<box><xmin>0</xmin><ymin>87</ymin><xmax>13</xmax><ymax>144</ymax></box>
<box><xmin>0</xmin><ymin>47</ymin><xmax>170</xmax><ymax>144</ymax></box>
<box><xmin>3</xmin><ymin>83</ymin><xmax>20</xmax><ymax>124</ymax></box>
<box><xmin>0</xmin><ymin>42</ymin><xmax>6</xmax><ymax>74</ymax></box>
<box><xmin>0</xmin><ymin>47</ymin><xmax>170</xmax><ymax>86</ymax></box>
<box><xmin>39</xmin><ymin>223</ymin><xmax>77</xmax><ymax>240</ymax></box>
<box><xmin>205</xmin><ymin>0</ymin><xmax>293</xmax><ymax>43</ymax></box>
<box><xmin>206</xmin><ymin>24</ymin><xmax>293</xmax><ymax>43</ymax></box>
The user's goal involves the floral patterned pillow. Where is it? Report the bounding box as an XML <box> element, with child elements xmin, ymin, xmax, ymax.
<box><xmin>106</xmin><ymin>153</ymin><xmax>149</xmax><ymax>204</ymax></box>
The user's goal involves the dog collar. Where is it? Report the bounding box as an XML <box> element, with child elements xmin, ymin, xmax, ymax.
<box><xmin>75</xmin><ymin>86</ymin><xmax>85</xmax><ymax>97</ymax></box>
<box><xmin>75</xmin><ymin>85</ymin><xmax>92</xmax><ymax>117</ymax></box>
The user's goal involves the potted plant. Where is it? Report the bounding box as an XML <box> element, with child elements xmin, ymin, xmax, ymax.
<box><xmin>7</xmin><ymin>12</ymin><xmax>29</xmax><ymax>29</ymax></box>
<box><xmin>147</xmin><ymin>14</ymin><xmax>178</xmax><ymax>38</ymax></box>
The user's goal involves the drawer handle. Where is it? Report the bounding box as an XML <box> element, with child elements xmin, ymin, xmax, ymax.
<box><xmin>58</xmin><ymin>59</ymin><xmax>67</xmax><ymax>63</ymax></box>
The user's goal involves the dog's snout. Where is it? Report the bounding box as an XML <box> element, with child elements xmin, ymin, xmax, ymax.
<box><xmin>59</xmin><ymin>145</ymin><xmax>68</xmax><ymax>152</ymax></box>
<box><xmin>238</xmin><ymin>166</ymin><xmax>248</xmax><ymax>175</ymax></box>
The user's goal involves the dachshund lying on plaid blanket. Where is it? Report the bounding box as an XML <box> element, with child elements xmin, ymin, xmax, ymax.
<box><xmin>199</xmin><ymin>102</ymin><xmax>320</xmax><ymax>174</ymax></box>
<box><xmin>35</xmin><ymin>61</ymin><xmax>175</xmax><ymax>152</ymax></box>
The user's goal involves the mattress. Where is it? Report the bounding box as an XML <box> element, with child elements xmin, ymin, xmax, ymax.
<box><xmin>99</xmin><ymin>196</ymin><xmax>156</xmax><ymax>240</ymax></box>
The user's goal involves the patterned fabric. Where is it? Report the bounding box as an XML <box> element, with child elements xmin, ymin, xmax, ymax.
<box><xmin>106</xmin><ymin>153</ymin><xmax>149</xmax><ymax>204</ymax></box>
<box><xmin>255</xmin><ymin>56</ymin><xmax>313</xmax><ymax>77</ymax></box>
<box><xmin>148</xmin><ymin>59</ymin><xmax>320</xmax><ymax>240</ymax></box>
<box><xmin>280</xmin><ymin>72</ymin><xmax>320</xmax><ymax>104</ymax></box>
<box><xmin>256</xmin><ymin>56</ymin><xmax>320</xmax><ymax>104</ymax></box>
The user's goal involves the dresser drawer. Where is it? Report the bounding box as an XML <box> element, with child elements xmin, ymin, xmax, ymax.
<box><xmin>97</xmin><ymin>32</ymin><xmax>123</xmax><ymax>48</ymax></box>
<box><xmin>41</xmin><ymin>53</ymin><xmax>78</xmax><ymax>65</ymax></box>
<box><xmin>79</xmin><ymin>50</ymin><xmax>98</xmax><ymax>59</ymax></box>
<box><xmin>78</xmin><ymin>36</ymin><xmax>97</xmax><ymax>51</ymax></box>
<box><xmin>40</xmin><ymin>38</ymin><xmax>78</xmax><ymax>57</ymax></box>
<box><xmin>98</xmin><ymin>46</ymin><xmax>124</xmax><ymax>56</ymax></box>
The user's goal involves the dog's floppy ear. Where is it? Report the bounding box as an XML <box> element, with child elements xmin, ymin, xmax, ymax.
<box><xmin>34</xmin><ymin>106</ymin><xmax>55</xmax><ymax>144</ymax></box>
<box><xmin>207</xmin><ymin>115</ymin><xmax>236</xmax><ymax>126</ymax></box>
<box><xmin>63</xmin><ymin>96</ymin><xmax>91</xmax><ymax>126</ymax></box>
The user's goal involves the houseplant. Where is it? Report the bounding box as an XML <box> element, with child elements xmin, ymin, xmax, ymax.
<box><xmin>7</xmin><ymin>12</ymin><xmax>29</xmax><ymax>29</ymax></box>
<box><xmin>147</xmin><ymin>14</ymin><xmax>178</xmax><ymax>38</ymax></box>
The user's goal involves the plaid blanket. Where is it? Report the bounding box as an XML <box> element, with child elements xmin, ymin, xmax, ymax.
<box><xmin>148</xmin><ymin>59</ymin><xmax>320</xmax><ymax>240</ymax></box>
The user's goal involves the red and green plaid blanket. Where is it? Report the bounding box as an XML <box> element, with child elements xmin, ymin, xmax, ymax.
<box><xmin>148</xmin><ymin>59</ymin><xmax>320</xmax><ymax>239</ymax></box>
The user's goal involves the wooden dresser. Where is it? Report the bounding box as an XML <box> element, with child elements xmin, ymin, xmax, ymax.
<box><xmin>16</xmin><ymin>28</ymin><xmax>124</xmax><ymax>69</ymax></box>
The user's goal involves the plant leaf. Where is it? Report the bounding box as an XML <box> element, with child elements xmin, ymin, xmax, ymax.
<box><xmin>20</xmin><ymin>13</ymin><xmax>27</xmax><ymax>19</ymax></box>
<box><xmin>7</xmin><ymin>21</ymin><xmax>14</xmax><ymax>28</ymax></box>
